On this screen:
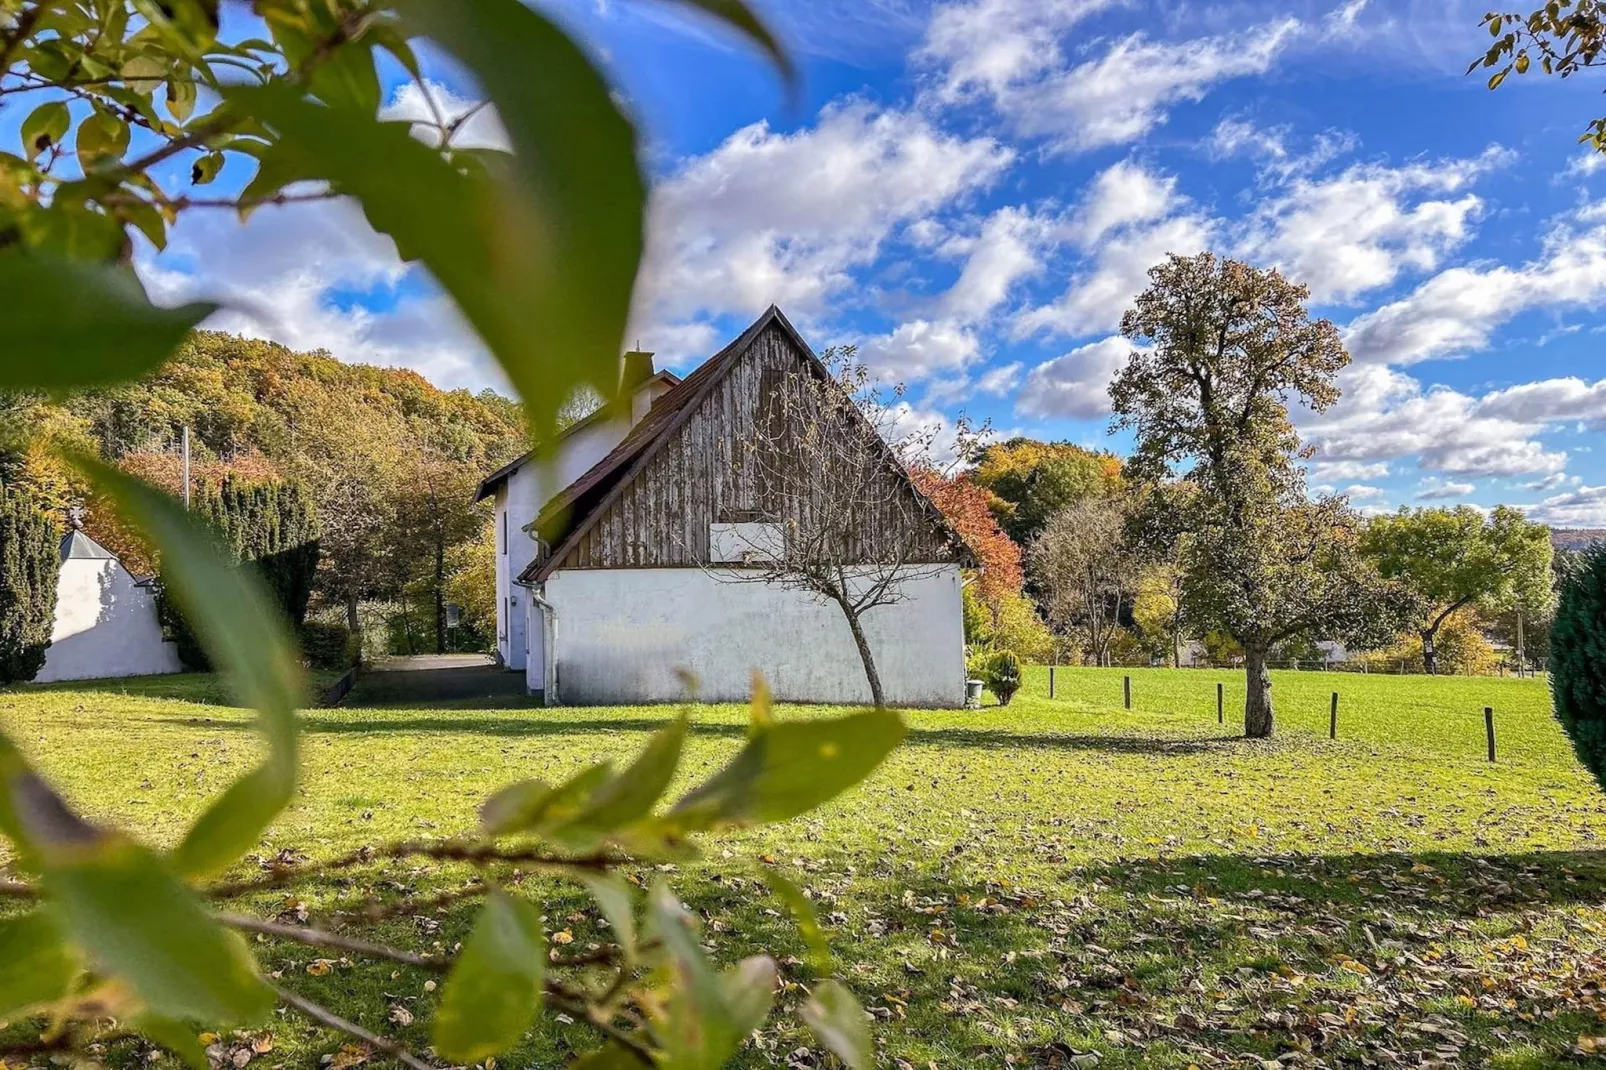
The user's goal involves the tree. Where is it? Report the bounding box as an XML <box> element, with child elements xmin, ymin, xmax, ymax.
<box><xmin>726</xmin><ymin>348</ymin><xmax>975</xmax><ymax>708</ymax></box>
<box><xmin>1360</xmin><ymin>505</ymin><xmax>1554</xmax><ymax>675</ymax></box>
<box><xmin>1111</xmin><ymin>252</ymin><xmax>1405</xmax><ymax>737</ymax></box>
<box><xmin>969</xmin><ymin>437</ymin><xmax>1123</xmax><ymax>545</ymax></box>
<box><xmin>0</xmin><ymin>487</ymin><xmax>57</xmax><ymax>684</ymax></box>
<box><xmin>393</xmin><ymin>449</ymin><xmax>487</xmax><ymax>654</ymax></box>
<box><xmin>1132</xmin><ymin>561</ymin><xmax>1188</xmax><ymax>667</ymax></box>
<box><xmin>1029</xmin><ymin>497</ymin><xmax>1136</xmax><ymax>666</ymax></box>
<box><xmin>1474</xmin><ymin>4</ymin><xmax>1606</xmax><ymax>152</ymax></box>
<box><xmin>1552</xmin><ymin>543</ymin><xmax>1606</xmax><ymax>787</ymax></box>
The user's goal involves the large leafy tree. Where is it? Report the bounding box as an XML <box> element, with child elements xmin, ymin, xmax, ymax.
<box><xmin>969</xmin><ymin>437</ymin><xmax>1122</xmax><ymax>545</ymax></box>
<box><xmin>1112</xmin><ymin>252</ymin><xmax>1405</xmax><ymax>738</ymax></box>
<box><xmin>1360</xmin><ymin>505</ymin><xmax>1554</xmax><ymax>675</ymax></box>
<box><xmin>1474</xmin><ymin>2</ymin><xmax>1606</xmax><ymax>152</ymax></box>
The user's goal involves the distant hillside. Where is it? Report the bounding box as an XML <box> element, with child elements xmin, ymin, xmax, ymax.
<box><xmin>1552</xmin><ymin>528</ymin><xmax>1606</xmax><ymax>552</ymax></box>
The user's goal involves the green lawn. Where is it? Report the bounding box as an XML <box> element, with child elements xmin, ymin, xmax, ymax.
<box><xmin>5</xmin><ymin>667</ymin><xmax>1606</xmax><ymax>1068</ymax></box>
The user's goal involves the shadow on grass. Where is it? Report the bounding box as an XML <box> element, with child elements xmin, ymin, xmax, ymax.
<box><xmin>137</xmin><ymin>710</ymin><xmax>1236</xmax><ymax>755</ymax></box>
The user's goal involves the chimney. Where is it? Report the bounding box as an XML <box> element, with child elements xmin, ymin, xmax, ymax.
<box><xmin>620</xmin><ymin>350</ymin><xmax>654</xmax><ymax>393</ymax></box>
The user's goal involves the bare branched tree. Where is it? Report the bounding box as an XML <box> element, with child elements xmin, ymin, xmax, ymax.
<box><xmin>1030</xmin><ymin>496</ymin><xmax>1136</xmax><ymax>666</ymax></box>
<box><xmin>716</xmin><ymin>347</ymin><xmax>980</xmax><ymax>707</ymax></box>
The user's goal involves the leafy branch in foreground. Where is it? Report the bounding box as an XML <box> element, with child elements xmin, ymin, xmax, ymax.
<box><xmin>0</xmin><ymin>0</ymin><xmax>889</xmax><ymax>1065</ymax></box>
<box><xmin>1473</xmin><ymin>2</ymin><xmax>1606</xmax><ymax>151</ymax></box>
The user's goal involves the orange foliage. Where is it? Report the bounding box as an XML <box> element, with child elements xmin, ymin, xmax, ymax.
<box><xmin>84</xmin><ymin>450</ymin><xmax>284</xmax><ymax>575</ymax></box>
<box><xmin>912</xmin><ymin>467</ymin><xmax>1022</xmax><ymax>601</ymax></box>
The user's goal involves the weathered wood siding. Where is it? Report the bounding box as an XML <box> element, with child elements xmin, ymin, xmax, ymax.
<box><xmin>559</xmin><ymin>323</ymin><xmax>954</xmax><ymax>569</ymax></box>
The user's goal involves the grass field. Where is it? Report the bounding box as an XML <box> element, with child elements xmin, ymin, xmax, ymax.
<box><xmin>5</xmin><ymin>667</ymin><xmax>1606</xmax><ymax>1068</ymax></box>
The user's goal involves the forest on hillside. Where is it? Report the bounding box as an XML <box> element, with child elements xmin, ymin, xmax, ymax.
<box><xmin>0</xmin><ymin>331</ymin><xmax>528</xmax><ymax>656</ymax></box>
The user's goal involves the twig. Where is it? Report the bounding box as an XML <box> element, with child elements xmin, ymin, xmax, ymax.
<box><xmin>217</xmin><ymin>912</ymin><xmax>447</xmax><ymax>972</ymax></box>
<box><xmin>207</xmin><ymin>840</ymin><xmax>617</xmax><ymax>900</ymax></box>
<box><xmin>0</xmin><ymin>878</ymin><xmax>37</xmax><ymax>898</ymax></box>
<box><xmin>274</xmin><ymin>985</ymin><xmax>436</xmax><ymax>1070</ymax></box>
<box><xmin>544</xmin><ymin>980</ymin><xmax>654</xmax><ymax>1066</ymax></box>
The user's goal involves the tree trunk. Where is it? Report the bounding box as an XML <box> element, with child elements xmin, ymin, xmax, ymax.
<box><xmin>433</xmin><ymin>536</ymin><xmax>447</xmax><ymax>655</ymax></box>
<box><xmin>838</xmin><ymin>601</ymin><xmax>886</xmax><ymax>708</ymax></box>
<box><xmin>345</xmin><ymin>592</ymin><xmax>360</xmax><ymax>634</ymax></box>
<box><xmin>1244</xmin><ymin>643</ymin><xmax>1274</xmax><ymax>738</ymax></box>
<box><xmin>1420</xmin><ymin>628</ymin><xmax>1438</xmax><ymax>675</ymax></box>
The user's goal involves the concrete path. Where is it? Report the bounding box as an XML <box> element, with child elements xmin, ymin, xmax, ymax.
<box><xmin>343</xmin><ymin>654</ymin><xmax>535</xmax><ymax>708</ymax></box>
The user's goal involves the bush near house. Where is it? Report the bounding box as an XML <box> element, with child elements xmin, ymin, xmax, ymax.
<box><xmin>0</xmin><ymin>488</ymin><xmax>58</xmax><ymax>685</ymax></box>
<box><xmin>1552</xmin><ymin>544</ymin><xmax>1606</xmax><ymax>788</ymax></box>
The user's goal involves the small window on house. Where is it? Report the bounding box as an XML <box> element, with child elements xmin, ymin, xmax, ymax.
<box><xmin>710</xmin><ymin>521</ymin><xmax>782</xmax><ymax>564</ymax></box>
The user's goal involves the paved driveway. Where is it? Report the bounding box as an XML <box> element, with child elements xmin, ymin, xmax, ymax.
<box><xmin>343</xmin><ymin>654</ymin><xmax>535</xmax><ymax>707</ymax></box>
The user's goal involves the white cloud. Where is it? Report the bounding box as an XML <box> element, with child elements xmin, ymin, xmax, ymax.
<box><xmin>1343</xmin><ymin>483</ymin><xmax>1388</xmax><ymax>501</ymax></box>
<box><xmin>938</xmin><ymin>207</ymin><xmax>1051</xmax><ymax>322</ymax></box>
<box><xmin>858</xmin><ymin>319</ymin><xmax>982</xmax><ymax>384</ymax></box>
<box><xmin>1525</xmin><ymin>484</ymin><xmax>1606</xmax><ymax>527</ymax></box>
<box><xmin>1476</xmin><ymin>376</ymin><xmax>1606</xmax><ymax>425</ymax></box>
<box><xmin>1415</xmin><ymin>479</ymin><xmax>1476</xmax><ymax>500</ymax></box>
<box><xmin>1065</xmin><ymin>158</ymin><xmax>1177</xmax><ymax>246</ymax></box>
<box><xmin>140</xmin><ymin>198</ymin><xmax>500</xmax><ymax>393</ymax></box>
<box><xmin>382</xmin><ymin>80</ymin><xmax>510</xmax><ymax>151</ymax></box>
<box><xmin>1208</xmin><ymin>118</ymin><xmax>1358</xmax><ymax>182</ymax></box>
<box><xmin>1565</xmin><ymin>151</ymin><xmax>1606</xmax><ymax>179</ymax></box>
<box><xmin>1017</xmin><ymin>213</ymin><xmax>1213</xmax><ymax>338</ymax></box>
<box><xmin>1240</xmin><ymin>151</ymin><xmax>1501</xmax><ymax>303</ymax></box>
<box><xmin>919</xmin><ymin>0</ymin><xmax>1117</xmax><ymax>106</ymax></box>
<box><xmin>1015</xmin><ymin>20</ymin><xmax>1301</xmax><ymax>152</ymax></box>
<box><xmin>1303</xmin><ymin>365</ymin><xmax>1569</xmax><ymax>478</ymax></box>
<box><xmin>976</xmin><ymin>361</ymin><xmax>1023</xmax><ymax>395</ymax></box>
<box><xmin>1309</xmin><ymin>459</ymin><xmax>1390</xmax><ymax>482</ymax></box>
<box><xmin>635</xmin><ymin>102</ymin><xmax>1013</xmax><ymax>330</ymax></box>
<box><xmin>1345</xmin><ymin>204</ymin><xmax>1606</xmax><ymax>365</ymax></box>
<box><xmin>1015</xmin><ymin>336</ymin><xmax>1132</xmax><ymax>420</ymax></box>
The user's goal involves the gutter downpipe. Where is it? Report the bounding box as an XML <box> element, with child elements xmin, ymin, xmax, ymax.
<box><xmin>525</xmin><ymin>583</ymin><xmax>557</xmax><ymax>706</ymax></box>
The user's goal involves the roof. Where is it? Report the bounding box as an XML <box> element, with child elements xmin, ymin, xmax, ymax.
<box><xmin>60</xmin><ymin>529</ymin><xmax>116</xmax><ymax>562</ymax></box>
<box><xmin>517</xmin><ymin>305</ymin><xmax>978</xmax><ymax>585</ymax></box>
<box><xmin>473</xmin><ymin>370</ymin><xmax>682</xmax><ymax>502</ymax></box>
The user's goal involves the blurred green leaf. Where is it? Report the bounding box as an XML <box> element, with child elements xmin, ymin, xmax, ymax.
<box><xmin>760</xmin><ymin>866</ymin><xmax>829</xmax><ymax>972</ymax></box>
<box><xmin>0</xmin><ymin>908</ymin><xmax>80</xmax><ymax>1019</ymax></box>
<box><xmin>576</xmin><ymin>873</ymin><xmax>637</xmax><ymax>965</ymax></box>
<box><xmin>0</xmin><ymin>253</ymin><xmax>213</xmax><ymax>390</ymax></box>
<box><xmin>554</xmin><ymin>714</ymin><xmax>687</xmax><ymax>842</ymax></box>
<box><xmin>645</xmin><ymin>0</ymin><xmax>794</xmax><ymax>87</ymax></box>
<box><xmin>44</xmin><ymin>835</ymin><xmax>273</xmax><ymax>1023</ymax></box>
<box><xmin>479</xmin><ymin>762</ymin><xmax>611</xmax><ymax>837</ymax></box>
<box><xmin>20</xmin><ymin>100</ymin><xmax>70</xmax><ymax>159</ymax></box>
<box><xmin>229</xmin><ymin>83</ymin><xmax>626</xmax><ymax>437</ymax></box>
<box><xmin>393</xmin><ymin>0</ymin><xmax>645</xmax><ymax>439</ymax></box>
<box><xmin>76</xmin><ymin>459</ymin><xmax>303</xmax><ymax>877</ymax></box>
<box><xmin>568</xmin><ymin>1044</ymin><xmax>644</xmax><ymax>1069</ymax></box>
<box><xmin>167</xmin><ymin>77</ymin><xmax>197</xmax><ymax>122</ymax></box>
<box><xmin>309</xmin><ymin>39</ymin><xmax>380</xmax><ymax>114</ymax></box>
<box><xmin>800</xmin><ymin>980</ymin><xmax>871</xmax><ymax>1070</ymax></box>
<box><xmin>76</xmin><ymin>108</ymin><xmax>130</xmax><ymax>166</ymax></box>
<box><xmin>647</xmin><ymin>882</ymin><xmax>774</xmax><ymax>1068</ymax></box>
<box><xmin>670</xmin><ymin>709</ymin><xmax>906</xmax><ymax>829</ymax></box>
<box><xmin>433</xmin><ymin>889</ymin><xmax>546</xmax><ymax>1063</ymax></box>
<box><xmin>138</xmin><ymin>1014</ymin><xmax>211</xmax><ymax>1070</ymax></box>
<box><xmin>191</xmin><ymin>150</ymin><xmax>224</xmax><ymax>185</ymax></box>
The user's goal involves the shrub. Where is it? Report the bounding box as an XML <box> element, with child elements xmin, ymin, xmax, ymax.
<box><xmin>1552</xmin><ymin>545</ymin><xmax>1606</xmax><ymax>788</ymax></box>
<box><xmin>984</xmin><ymin>650</ymin><xmax>1022</xmax><ymax>707</ymax></box>
<box><xmin>0</xmin><ymin>490</ymin><xmax>58</xmax><ymax>684</ymax></box>
<box><xmin>298</xmin><ymin>620</ymin><xmax>360</xmax><ymax>672</ymax></box>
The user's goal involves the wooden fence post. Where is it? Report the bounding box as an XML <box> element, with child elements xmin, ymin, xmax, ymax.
<box><xmin>1216</xmin><ymin>682</ymin><xmax>1223</xmax><ymax>724</ymax></box>
<box><xmin>1485</xmin><ymin>706</ymin><xmax>1496</xmax><ymax>763</ymax></box>
<box><xmin>1123</xmin><ymin>675</ymin><xmax>1131</xmax><ymax>710</ymax></box>
<box><xmin>1049</xmin><ymin>665</ymin><xmax>1056</xmax><ymax>699</ymax></box>
<box><xmin>1329</xmin><ymin>692</ymin><xmax>1338</xmax><ymax>740</ymax></box>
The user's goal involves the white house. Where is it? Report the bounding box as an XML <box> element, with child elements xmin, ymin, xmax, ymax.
<box><xmin>478</xmin><ymin>307</ymin><xmax>970</xmax><ymax>708</ymax></box>
<box><xmin>36</xmin><ymin>523</ymin><xmax>182</xmax><ymax>684</ymax></box>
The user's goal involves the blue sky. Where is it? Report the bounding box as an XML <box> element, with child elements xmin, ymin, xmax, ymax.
<box><xmin>34</xmin><ymin>0</ymin><xmax>1606</xmax><ymax>524</ymax></box>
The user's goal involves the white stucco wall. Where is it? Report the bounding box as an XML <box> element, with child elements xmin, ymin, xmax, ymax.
<box><xmin>532</xmin><ymin>565</ymin><xmax>965</xmax><ymax>708</ymax></box>
<box><xmin>36</xmin><ymin>558</ymin><xmax>182</xmax><ymax>683</ymax></box>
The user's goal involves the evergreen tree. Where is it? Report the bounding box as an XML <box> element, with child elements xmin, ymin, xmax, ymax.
<box><xmin>0</xmin><ymin>488</ymin><xmax>58</xmax><ymax>684</ymax></box>
<box><xmin>1551</xmin><ymin>545</ymin><xmax>1606</xmax><ymax>789</ymax></box>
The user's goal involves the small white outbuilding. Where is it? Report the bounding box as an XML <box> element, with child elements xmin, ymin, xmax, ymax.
<box><xmin>35</xmin><ymin>523</ymin><xmax>182</xmax><ymax>684</ymax></box>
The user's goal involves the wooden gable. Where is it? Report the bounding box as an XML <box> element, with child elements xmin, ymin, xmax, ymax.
<box><xmin>528</xmin><ymin>308</ymin><xmax>967</xmax><ymax>580</ymax></box>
